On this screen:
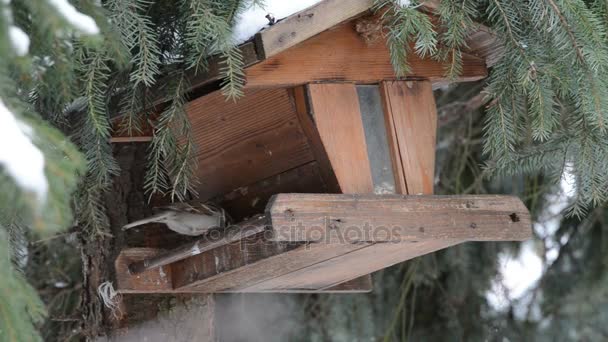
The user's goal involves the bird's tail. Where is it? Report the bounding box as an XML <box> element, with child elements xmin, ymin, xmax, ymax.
<box><xmin>122</xmin><ymin>212</ymin><xmax>169</xmax><ymax>230</ymax></box>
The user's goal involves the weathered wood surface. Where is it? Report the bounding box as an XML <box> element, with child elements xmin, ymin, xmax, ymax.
<box><xmin>115</xmin><ymin>242</ymin><xmax>372</xmax><ymax>294</ymax></box>
<box><xmin>244</xmin><ymin>239</ymin><xmax>460</xmax><ymax>291</ymax></box>
<box><xmin>307</xmin><ymin>83</ymin><xmax>374</xmax><ymax>193</ymax></box>
<box><xmin>255</xmin><ymin>0</ymin><xmax>374</xmax><ymax>59</ymax></box>
<box><xmin>291</xmin><ymin>87</ymin><xmax>341</xmax><ymax>193</ymax></box>
<box><xmin>238</xmin><ymin>83</ymin><xmax>377</xmax><ymax>291</ymax></box>
<box><xmin>115</xmin><ymin>248</ymin><xmax>173</xmax><ymax>293</ymax></box>
<box><xmin>252</xmin><ymin>80</ymin><xmax>447</xmax><ymax>290</ymax></box>
<box><xmin>116</xmin><ymin>241</ymin><xmax>373</xmax><ymax>293</ymax></box>
<box><xmin>186</xmin><ymin>88</ymin><xmax>315</xmax><ymax>200</ymax></box>
<box><xmin>269</xmin><ymin>194</ymin><xmax>532</xmax><ymax>242</ymax></box>
<box><xmin>127</xmin><ymin>216</ymin><xmax>268</xmax><ymax>274</ymax></box>
<box><xmin>172</xmin><ymin>236</ymin><xmax>362</xmax><ymax>292</ymax></box>
<box><xmin>246</xmin><ymin>18</ymin><xmax>487</xmax><ymax>87</ymax></box>
<box><xmin>381</xmin><ymin>81</ymin><xmax>437</xmax><ymax>195</ymax></box>
<box><xmin>214</xmin><ymin>161</ymin><xmax>329</xmax><ymax>221</ymax></box>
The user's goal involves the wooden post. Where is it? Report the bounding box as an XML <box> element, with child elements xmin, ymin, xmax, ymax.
<box><xmin>381</xmin><ymin>80</ymin><xmax>437</xmax><ymax>194</ymax></box>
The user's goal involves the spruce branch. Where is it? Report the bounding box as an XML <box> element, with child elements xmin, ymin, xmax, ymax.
<box><xmin>144</xmin><ymin>71</ymin><xmax>198</xmax><ymax>202</ymax></box>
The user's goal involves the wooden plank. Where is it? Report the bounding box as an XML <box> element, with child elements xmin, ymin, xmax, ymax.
<box><xmin>243</xmin><ymin>239</ymin><xmax>460</xmax><ymax>292</ymax></box>
<box><xmin>115</xmin><ymin>248</ymin><xmax>173</xmax><ymax>293</ymax></box>
<box><xmin>214</xmin><ymin>161</ymin><xmax>329</xmax><ymax>221</ymax></box>
<box><xmin>381</xmin><ymin>81</ymin><xmax>437</xmax><ymax>195</ymax></box>
<box><xmin>246</xmin><ymin>19</ymin><xmax>488</xmax><ymax>88</ymax></box>
<box><xmin>186</xmin><ymin>88</ymin><xmax>315</xmax><ymax>200</ymax></box>
<box><xmin>127</xmin><ymin>216</ymin><xmax>267</xmax><ymax>274</ymax></box>
<box><xmin>110</xmin><ymin>43</ymin><xmax>260</xmax><ymax>143</ymax></box>
<box><xmin>255</xmin><ymin>0</ymin><xmax>374</xmax><ymax>59</ymax></box>
<box><xmin>172</xmin><ymin>239</ymin><xmax>367</xmax><ymax>292</ymax></box>
<box><xmin>116</xmin><ymin>245</ymin><xmax>372</xmax><ymax>293</ymax></box>
<box><xmin>307</xmin><ymin>83</ymin><xmax>374</xmax><ymax>193</ymax></box>
<box><xmin>322</xmin><ymin>275</ymin><xmax>373</xmax><ymax>293</ymax></box>
<box><xmin>269</xmin><ymin>194</ymin><xmax>532</xmax><ymax>242</ymax></box>
<box><xmin>291</xmin><ymin>87</ymin><xmax>341</xmax><ymax>193</ymax></box>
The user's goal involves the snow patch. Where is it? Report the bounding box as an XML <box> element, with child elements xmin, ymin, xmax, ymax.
<box><xmin>233</xmin><ymin>0</ymin><xmax>323</xmax><ymax>43</ymax></box>
<box><xmin>0</xmin><ymin>100</ymin><xmax>48</xmax><ymax>202</ymax></box>
<box><xmin>9</xmin><ymin>26</ymin><xmax>29</xmax><ymax>56</ymax></box>
<box><xmin>47</xmin><ymin>0</ymin><xmax>100</xmax><ymax>35</ymax></box>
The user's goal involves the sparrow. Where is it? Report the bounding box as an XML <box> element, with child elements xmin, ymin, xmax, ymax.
<box><xmin>122</xmin><ymin>203</ymin><xmax>228</xmax><ymax>236</ymax></box>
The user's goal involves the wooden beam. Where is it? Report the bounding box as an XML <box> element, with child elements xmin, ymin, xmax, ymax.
<box><xmin>246</xmin><ymin>18</ymin><xmax>488</xmax><ymax>88</ymax></box>
<box><xmin>115</xmin><ymin>245</ymin><xmax>373</xmax><ymax>293</ymax></box>
<box><xmin>291</xmin><ymin>87</ymin><xmax>341</xmax><ymax>193</ymax></box>
<box><xmin>172</xmin><ymin>237</ymin><xmax>364</xmax><ymax>292</ymax></box>
<box><xmin>307</xmin><ymin>83</ymin><xmax>374</xmax><ymax>193</ymax></box>
<box><xmin>242</xmin><ymin>239</ymin><xmax>461</xmax><ymax>292</ymax></box>
<box><xmin>213</xmin><ymin>161</ymin><xmax>330</xmax><ymax>222</ymax></box>
<box><xmin>127</xmin><ymin>216</ymin><xmax>267</xmax><ymax>274</ymax></box>
<box><xmin>115</xmin><ymin>248</ymin><xmax>173</xmax><ymax>293</ymax></box>
<box><xmin>255</xmin><ymin>0</ymin><xmax>374</xmax><ymax>59</ymax></box>
<box><xmin>269</xmin><ymin>194</ymin><xmax>532</xmax><ymax>242</ymax></box>
<box><xmin>381</xmin><ymin>80</ymin><xmax>437</xmax><ymax>195</ymax></box>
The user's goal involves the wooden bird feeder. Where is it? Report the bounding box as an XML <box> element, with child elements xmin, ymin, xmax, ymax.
<box><xmin>111</xmin><ymin>0</ymin><xmax>526</xmax><ymax>295</ymax></box>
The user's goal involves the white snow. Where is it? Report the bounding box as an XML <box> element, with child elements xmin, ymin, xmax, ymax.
<box><xmin>0</xmin><ymin>100</ymin><xmax>48</xmax><ymax>202</ymax></box>
<box><xmin>233</xmin><ymin>0</ymin><xmax>323</xmax><ymax>43</ymax></box>
<box><xmin>9</xmin><ymin>26</ymin><xmax>30</xmax><ymax>56</ymax></box>
<box><xmin>47</xmin><ymin>0</ymin><xmax>100</xmax><ymax>35</ymax></box>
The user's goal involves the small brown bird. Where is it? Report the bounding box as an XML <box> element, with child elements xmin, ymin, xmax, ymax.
<box><xmin>122</xmin><ymin>203</ymin><xmax>227</xmax><ymax>236</ymax></box>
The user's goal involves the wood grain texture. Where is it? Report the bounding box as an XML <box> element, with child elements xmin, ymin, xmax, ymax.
<box><xmin>115</xmin><ymin>248</ymin><xmax>173</xmax><ymax>293</ymax></box>
<box><xmin>246</xmin><ymin>19</ymin><xmax>487</xmax><ymax>87</ymax></box>
<box><xmin>291</xmin><ymin>87</ymin><xmax>341</xmax><ymax>193</ymax></box>
<box><xmin>175</xmin><ymin>240</ymin><xmax>367</xmax><ymax>292</ymax></box>
<box><xmin>127</xmin><ymin>216</ymin><xmax>267</xmax><ymax>274</ymax></box>
<box><xmin>255</xmin><ymin>0</ymin><xmax>374</xmax><ymax>59</ymax></box>
<box><xmin>269</xmin><ymin>194</ymin><xmax>532</xmax><ymax>242</ymax></box>
<box><xmin>307</xmin><ymin>83</ymin><xmax>374</xmax><ymax>193</ymax></box>
<box><xmin>381</xmin><ymin>81</ymin><xmax>437</xmax><ymax>195</ymax></box>
<box><xmin>244</xmin><ymin>239</ymin><xmax>460</xmax><ymax>291</ymax></box>
<box><xmin>214</xmin><ymin>161</ymin><xmax>329</xmax><ymax>221</ymax></box>
<box><xmin>186</xmin><ymin>88</ymin><xmax>315</xmax><ymax>200</ymax></box>
<box><xmin>116</xmin><ymin>245</ymin><xmax>372</xmax><ymax>293</ymax></box>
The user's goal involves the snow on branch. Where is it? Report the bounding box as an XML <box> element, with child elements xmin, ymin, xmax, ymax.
<box><xmin>47</xmin><ymin>0</ymin><xmax>100</xmax><ymax>35</ymax></box>
<box><xmin>0</xmin><ymin>100</ymin><xmax>48</xmax><ymax>202</ymax></box>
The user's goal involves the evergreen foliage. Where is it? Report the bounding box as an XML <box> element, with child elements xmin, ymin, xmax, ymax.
<box><xmin>0</xmin><ymin>0</ymin><xmax>255</xmax><ymax>340</ymax></box>
<box><xmin>378</xmin><ymin>0</ymin><xmax>608</xmax><ymax>215</ymax></box>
